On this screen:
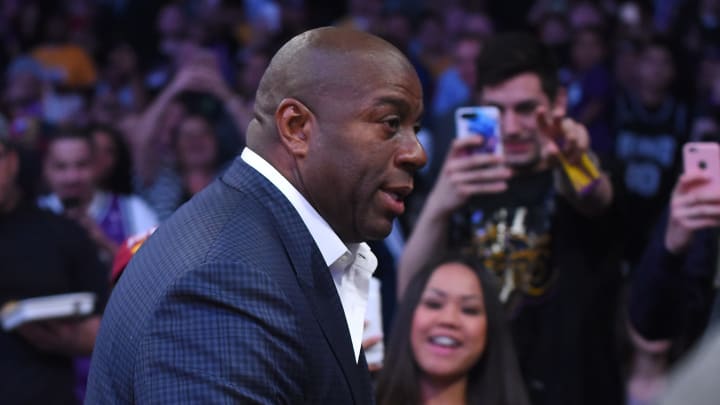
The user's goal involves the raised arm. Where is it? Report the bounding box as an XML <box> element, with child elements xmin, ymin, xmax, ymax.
<box><xmin>398</xmin><ymin>136</ymin><xmax>511</xmax><ymax>296</ymax></box>
<box><xmin>535</xmin><ymin>111</ymin><xmax>613</xmax><ymax>216</ymax></box>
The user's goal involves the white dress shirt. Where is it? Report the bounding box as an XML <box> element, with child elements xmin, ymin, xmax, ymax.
<box><xmin>241</xmin><ymin>148</ymin><xmax>377</xmax><ymax>362</ymax></box>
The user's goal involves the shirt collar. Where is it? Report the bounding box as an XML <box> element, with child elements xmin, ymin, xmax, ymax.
<box><xmin>241</xmin><ymin>147</ymin><xmax>347</xmax><ymax>266</ymax></box>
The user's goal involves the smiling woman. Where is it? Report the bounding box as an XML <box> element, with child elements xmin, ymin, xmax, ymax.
<box><xmin>376</xmin><ymin>253</ymin><xmax>529</xmax><ymax>405</ymax></box>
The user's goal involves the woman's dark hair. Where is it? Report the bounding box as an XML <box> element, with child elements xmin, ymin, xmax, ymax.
<box><xmin>88</xmin><ymin>125</ymin><xmax>133</xmax><ymax>194</ymax></box>
<box><xmin>476</xmin><ymin>32</ymin><xmax>560</xmax><ymax>102</ymax></box>
<box><xmin>376</xmin><ymin>252</ymin><xmax>530</xmax><ymax>405</ymax></box>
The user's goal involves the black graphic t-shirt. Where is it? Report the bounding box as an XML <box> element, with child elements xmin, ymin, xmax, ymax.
<box><xmin>449</xmin><ymin>169</ymin><xmax>625</xmax><ymax>405</ymax></box>
<box><xmin>452</xmin><ymin>170</ymin><xmax>556</xmax><ymax>308</ymax></box>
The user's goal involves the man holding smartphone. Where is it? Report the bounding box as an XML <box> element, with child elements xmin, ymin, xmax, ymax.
<box><xmin>398</xmin><ymin>33</ymin><xmax>621</xmax><ymax>405</ymax></box>
<box><xmin>630</xmin><ymin>154</ymin><xmax>720</xmax><ymax>353</ymax></box>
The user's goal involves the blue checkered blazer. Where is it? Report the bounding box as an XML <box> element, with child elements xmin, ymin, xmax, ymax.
<box><xmin>86</xmin><ymin>158</ymin><xmax>373</xmax><ymax>404</ymax></box>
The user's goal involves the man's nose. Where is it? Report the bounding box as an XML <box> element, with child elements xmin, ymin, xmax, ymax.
<box><xmin>397</xmin><ymin>132</ymin><xmax>427</xmax><ymax>172</ymax></box>
<box><xmin>501</xmin><ymin>110</ymin><xmax>521</xmax><ymax>136</ymax></box>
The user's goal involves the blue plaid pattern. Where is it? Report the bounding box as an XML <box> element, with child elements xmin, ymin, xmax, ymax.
<box><xmin>86</xmin><ymin>158</ymin><xmax>373</xmax><ymax>404</ymax></box>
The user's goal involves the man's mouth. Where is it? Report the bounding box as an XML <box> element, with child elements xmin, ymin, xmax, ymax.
<box><xmin>379</xmin><ymin>185</ymin><xmax>412</xmax><ymax>216</ymax></box>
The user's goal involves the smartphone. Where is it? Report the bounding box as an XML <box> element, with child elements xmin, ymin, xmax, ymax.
<box><xmin>683</xmin><ymin>142</ymin><xmax>720</xmax><ymax>194</ymax></box>
<box><xmin>455</xmin><ymin>106</ymin><xmax>502</xmax><ymax>156</ymax></box>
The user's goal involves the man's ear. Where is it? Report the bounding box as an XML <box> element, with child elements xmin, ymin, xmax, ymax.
<box><xmin>275</xmin><ymin>98</ymin><xmax>313</xmax><ymax>158</ymax></box>
<box><xmin>552</xmin><ymin>86</ymin><xmax>568</xmax><ymax>116</ymax></box>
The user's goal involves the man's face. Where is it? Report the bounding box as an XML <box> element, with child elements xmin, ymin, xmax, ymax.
<box><xmin>44</xmin><ymin>138</ymin><xmax>96</xmax><ymax>203</ymax></box>
<box><xmin>300</xmin><ymin>54</ymin><xmax>427</xmax><ymax>243</ymax></box>
<box><xmin>481</xmin><ymin>73</ymin><xmax>552</xmax><ymax>170</ymax></box>
<box><xmin>637</xmin><ymin>46</ymin><xmax>674</xmax><ymax>92</ymax></box>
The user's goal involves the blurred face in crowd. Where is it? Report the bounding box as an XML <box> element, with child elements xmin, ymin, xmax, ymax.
<box><xmin>481</xmin><ymin>73</ymin><xmax>555</xmax><ymax>170</ymax></box>
<box><xmin>454</xmin><ymin>38</ymin><xmax>482</xmax><ymax>89</ymax></box>
<box><xmin>417</xmin><ymin>17</ymin><xmax>445</xmax><ymax>52</ymax></box>
<box><xmin>411</xmin><ymin>262</ymin><xmax>487</xmax><ymax>382</ymax></box>
<box><xmin>297</xmin><ymin>50</ymin><xmax>426</xmax><ymax>242</ymax></box>
<box><xmin>92</xmin><ymin>130</ymin><xmax>117</xmax><ymax>185</ymax></box>
<box><xmin>175</xmin><ymin>115</ymin><xmax>217</xmax><ymax>170</ymax></box>
<box><xmin>4</xmin><ymin>71</ymin><xmax>42</xmax><ymax>110</ymax></box>
<box><xmin>157</xmin><ymin>4</ymin><xmax>188</xmax><ymax>59</ymax></box>
<box><xmin>572</xmin><ymin>30</ymin><xmax>605</xmax><ymax>71</ymax></box>
<box><xmin>0</xmin><ymin>143</ymin><xmax>19</xmax><ymax>210</ymax></box>
<box><xmin>44</xmin><ymin>137</ymin><xmax>96</xmax><ymax>205</ymax></box>
<box><xmin>637</xmin><ymin>45</ymin><xmax>675</xmax><ymax>92</ymax></box>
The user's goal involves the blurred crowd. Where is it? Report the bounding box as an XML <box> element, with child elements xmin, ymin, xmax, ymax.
<box><xmin>2</xmin><ymin>0</ymin><xmax>720</xmax><ymax>404</ymax></box>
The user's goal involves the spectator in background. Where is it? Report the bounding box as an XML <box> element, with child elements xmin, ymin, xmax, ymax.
<box><xmin>140</xmin><ymin>112</ymin><xmax>223</xmax><ymax>220</ymax></box>
<box><xmin>90</xmin><ymin>124</ymin><xmax>133</xmax><ymax>195</ymax></box>
<box><xmin>144</xmin><ymin>2</ymin><xmax>191</xmax><ymax>93</ymax></box>
<box><xmin>565</xmin><ymin>27</ymin><xmax>614</xmax><ymax>161</ymax></box>
<box><xmin>131</xmin><ymin>50</ymin><xmax>250</xmax><ymax>219</ymax></box>
<box><xmin>535</xmin><ymin>12</ymin><xmax>571</xmax><ymax>70</ymax></box>
<box><xmin>432</xmin><ymin>34</ymin><xmax>485</xmax><ymax>119</ymax></box>
<box><xmin>38</xmin><ymin>132</ymin><xmax>158</xmax><ymax>263</ymax></box>
<box><xmin>31</xmin><ymin>11</ymin><xmax>97</xmax><ymax>90</ymax></box>
<box><xmin>410</xmin><ymin>11</ymin><xmax>451</xmax><ymax>80</ymax></box>
<box><xmin>4</xmin><ymin>57</ymin><xmax>46</xmax><ymax>150</ymax></box>
<box><xmin>93</xmin><ymin>42</ymin><xmax>146</xmax><ymax>120</ymax></box>
<box><xmin>630</xmin><ymin>169</ymin><xmax>720</xmax><ymax>356</ymax></box>
<box><xmin>377</xmin><ymin>253</ymin><xmax>529</xmax><ymax>405</ymax></box>
<box><xmin>0</xmin><ymin>137</ymin><xmax>107</xmax><ymax>404</ymax></box>
<box><xmin>399</xmin><ymin>33</ymin><xmax>622</xmax><ymax>405</ymax></box>
<box><xmin>613</xmin><ymin>36</ymin><xmax>691</xmax><ymax>268</ymax></box>
<box><xmin>613</xmin><ymin>36</ymin><xmax>641</xmax><ymax>93</ymax></box>
<box><xmin>38</xmin><ymin>130</ymin><xmax>156</xmax><ymax>402</ymax></box>
<box><xmin>627</xmin><ymin>165</ymin><xmax>720</xmax><ymax>404</ymax></box>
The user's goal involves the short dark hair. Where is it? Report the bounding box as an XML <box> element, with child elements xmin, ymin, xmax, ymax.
<box><xmin>376</xmin><ymin>252</ymin><xmax>529</xmax><ymax>405</ymax></box>
<box><xmin>476</xmin><ymin>32</ymin><xmax>559</xmax><ymax>101</ymax></box>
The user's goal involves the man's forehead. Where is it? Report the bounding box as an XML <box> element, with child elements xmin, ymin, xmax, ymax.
<box><xmin>478</xmin><ymin>73</ymin><xmax>548</xmax><ymax>106</ymax></box>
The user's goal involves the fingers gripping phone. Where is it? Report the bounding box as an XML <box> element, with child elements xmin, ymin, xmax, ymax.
<box><xmin>683</xmin><ymin>142</ymin><xmax>720</xmax><ymax>193</ymax></box>
<box><xmin>455</xmin><ymin>106</ymin><xmax>503</xmax><ymax>155</ymax></box>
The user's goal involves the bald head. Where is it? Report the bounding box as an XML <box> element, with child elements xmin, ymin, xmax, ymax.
<box><xmin>248</xmin><ymin>27</ymin><xmax>418</xmax><ymax>148</ymax></box>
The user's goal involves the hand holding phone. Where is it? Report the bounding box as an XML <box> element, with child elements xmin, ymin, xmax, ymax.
<box><xmin>455</xmin><ymin>106</ymin><xmax>502</xmax><ymax>156</ymax></box>
<box><xmin>665</xmin><ymin>142</ymin><xmax>720</xmax><ymax>253</ymax></box>
<box><xmin>683</xmin><ymin>142</ymin><xmax>720</xmax><ymax>194</ymax></box>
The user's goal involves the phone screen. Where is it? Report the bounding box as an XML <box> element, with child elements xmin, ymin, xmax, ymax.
<box><xmin>455</xmin><ymin>106</ymin><xmax>502</xmax><ymax>156</ymax></box>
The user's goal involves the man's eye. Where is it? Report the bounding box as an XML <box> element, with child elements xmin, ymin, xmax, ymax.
<box><xmin>384</xmin><ymin>118</ymin><xmax>400</xmax><ymax>132</ymax></box>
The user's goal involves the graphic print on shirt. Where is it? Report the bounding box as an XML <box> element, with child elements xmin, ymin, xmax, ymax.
<box><xmin>465</xmin><ymin>203</ymin><xmax>554</xmax><ymax>308</ymax></box>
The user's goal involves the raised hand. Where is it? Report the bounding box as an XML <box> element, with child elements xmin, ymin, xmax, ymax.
<box><xmin>430</xmin><ymin>135</ymin><xmax>513</xmax><ymax>215</ymax></box>
<box><xmin>665</xmin><ymin>172</ymin><xmax>720</xmax><ymax>253</ymax></box>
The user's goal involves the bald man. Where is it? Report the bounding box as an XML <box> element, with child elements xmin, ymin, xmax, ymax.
<box><xmin>86</xmin><ymin>27</ymin><xmax>426</xmax><ymax>404</ymax></box>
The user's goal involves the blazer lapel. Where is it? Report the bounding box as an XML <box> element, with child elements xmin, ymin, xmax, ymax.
<box><xmin>221</xmin><ymin>159</ymin><xmax>372</xmax><ymax>403</ymax></box>
<box><xmin>299</xmin><ymin>248</ymin><xmax>372</xmax><ymax>405</ymax></box>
